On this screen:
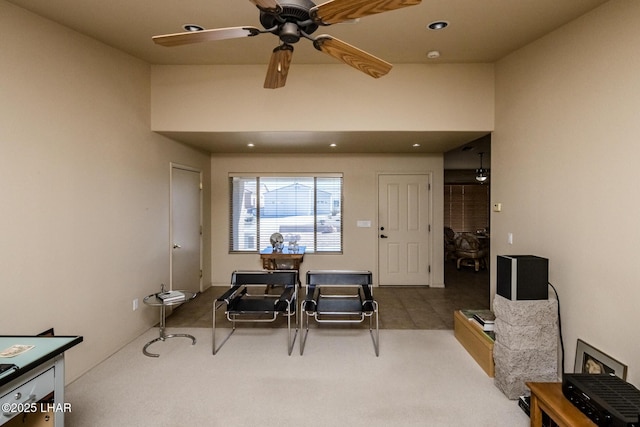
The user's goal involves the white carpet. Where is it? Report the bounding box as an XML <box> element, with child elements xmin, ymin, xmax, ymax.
<box><xmin>65</xmin><ymin>328</ymin><xmax>529</xmax><ymax>426</ymax></box>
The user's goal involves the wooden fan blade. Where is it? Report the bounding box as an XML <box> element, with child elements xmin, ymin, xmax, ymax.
<box><xmin>313</xmin><ymin>35</ymin><xmax>391</xmax><ymax>78</ymax></box>
<box><xmin>249</xmin><ymin>0</ymin><xmax>282</xmax><ymax>13</ymax></box>
<box><xmin>311</xmin><ymin>0</ymin><xmax>421</xmax><ymax>24</ymax></box>
<box><xmin>152</xmin><ymin>26</ymin><xmax>261</xmax><ymax>47</ymax></box>
<box><xmin>264</xmin><ymin>44</ymin><xmax>294</xmax><ymax>89</ymax></box>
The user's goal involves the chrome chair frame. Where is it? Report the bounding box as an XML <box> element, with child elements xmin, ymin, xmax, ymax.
<box><xmin>300</xmin><ymin>270</ymin><xmax>379</xmax><ymax>356</ymax></box>
<box><xmin>212</xmin><ymin>270</ymin><xmax>298</xmax><ymax>355</ymax></box>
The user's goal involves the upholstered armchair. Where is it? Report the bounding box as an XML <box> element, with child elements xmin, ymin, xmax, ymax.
<box><xmin>455</xmin><ymin>233</ymin><xmax>487</xmax><ymax>272</ymax></box>
<box><xmin>444</xmin><ymin>227</ymin><xmax>457</xmax><ymax>261</ymax></box>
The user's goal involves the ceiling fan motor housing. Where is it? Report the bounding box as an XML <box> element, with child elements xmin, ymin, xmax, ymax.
<box><xmin>259</xmin><ymin>0</ymin><xmax>320</xmax><ymax>42</ymax></box>
<box><xmin>279</xmin><ymin>22</ymin><xmax>301</xmax><ymax>43</ymax></box>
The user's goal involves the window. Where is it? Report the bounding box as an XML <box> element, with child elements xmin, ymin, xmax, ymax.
<box><xmin>444</xmin><ymin>184</ymin><xmax>489</xmax><ymax>232</ymax></box>
<box><xmin>229</xmin><ymin>174</ymin><xmax>343</xmax><ymax>253</ymax></box>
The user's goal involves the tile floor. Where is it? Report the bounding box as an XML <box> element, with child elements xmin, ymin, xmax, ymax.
<box><xmin>165</xmin><ymin>260</ymin><xmax>489</xmax><ymax>330</ymax></box>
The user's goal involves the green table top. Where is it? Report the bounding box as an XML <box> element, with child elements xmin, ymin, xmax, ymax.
<box><xmin>0</xmin><ymin>335</ymin><xmax>83</xmax><ymax>386</ymax></box>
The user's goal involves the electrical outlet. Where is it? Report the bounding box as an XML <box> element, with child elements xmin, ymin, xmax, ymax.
<box><xmin>133</xmin><ymin>298</ymin><xmax>139</xmax><ymax>311</ymax></box>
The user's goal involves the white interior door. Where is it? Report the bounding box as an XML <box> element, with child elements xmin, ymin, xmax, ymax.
<box><xmin>171</xmin><ymin>164</ymin><xmax>202</xmax><ymax>293</ymax></box>
<box><xmin>378</xmin><ymin>174</ymin><xmax>431</xmax><ymax>286</ymax></box>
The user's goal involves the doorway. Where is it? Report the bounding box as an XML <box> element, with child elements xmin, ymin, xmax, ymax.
<box><xmin>442</xmin><ymin>137</ymin><xmax>491</xmax><ymax>301</ymax></box>
<box><xmin>170</xmin><ymin>164</ymin><xmax>202</xmax><ymax>293</ymax></box>
<box><xmin>378</xmin><ymin>173</ymin><xmax>432</xmax><ymax>286</ymax></box>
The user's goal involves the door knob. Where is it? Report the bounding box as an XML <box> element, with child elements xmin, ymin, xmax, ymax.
<box><xmin>173</xmin><ymin>244</ymin><xmax>181</xmax><ymax>249</ymax></box>
<box><xmin>380</xmin><ymin>234</ymin><xmax>388</xmax><ymax>238</ymax></box>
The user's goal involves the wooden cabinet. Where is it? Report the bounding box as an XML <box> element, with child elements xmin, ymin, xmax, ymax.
<box><xmin>260</xmin><ymin>246</ymin><xmax>305</xmax><ymax>270</ymax></box>
<box><xmin>527</xmin><ymin>382</ymin><xmax>596</xmax><ymax>427</ymax></box>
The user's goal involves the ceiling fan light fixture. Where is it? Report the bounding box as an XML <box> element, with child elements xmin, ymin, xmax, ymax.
<box><xmin>182</xmin><ymin>24</ymin><xmax>204</xmax><ymax>32</ymax></box>
<box><xmin>427</xmin><ymin>21</ymin><xmax>448</xmax><ymax>30</ymax></box>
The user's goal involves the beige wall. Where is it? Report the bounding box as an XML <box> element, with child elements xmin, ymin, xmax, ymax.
<box><xmin>210</xmin><ymin>154</ymin><xmax>444</xmax><ymax>287</ymax></box>
<box><xmin>0</xmin><ymin>1</ymin><xmax>211</xmax><ymax>382</ymax></box>
<box><xmin>492</xmin><ymin>0</ymin><xmax>640</xmax><ymax>385</ymax></box>
<box><xmin>150</xmin><ymin>63</ymin><xmax>494</xmax><ymax>133</ymax></box>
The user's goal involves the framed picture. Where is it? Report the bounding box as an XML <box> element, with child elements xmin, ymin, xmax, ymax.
<box><xmin>574</xmin><ymin>339</ymin><xmax>627</xmax><ymax>379</ymax></box>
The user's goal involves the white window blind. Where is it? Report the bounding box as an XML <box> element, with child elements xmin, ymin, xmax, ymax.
<box><xmin>444</xmin><ymin>184</ymin><xmax>489</xmax><ymax>233</ymax></box>
<box><xmin>229</xmin><ymin>175</ymin><xmax>343</xmax><ymax>253</ymax></box>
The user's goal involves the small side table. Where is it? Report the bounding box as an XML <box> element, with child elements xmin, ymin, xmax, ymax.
<box><xmin>142</xmin><ymin>289</ymin><xmax>197</xmax><ymax>357</ymax></box>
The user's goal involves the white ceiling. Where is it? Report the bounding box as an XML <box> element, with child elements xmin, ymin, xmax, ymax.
<box><xmin>7</xmin><ymin>0</ymin><xmax>608</xmax><ymax>157</ymax></box>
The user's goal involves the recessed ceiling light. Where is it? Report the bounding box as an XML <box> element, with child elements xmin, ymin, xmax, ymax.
<box><xmin>427</xmin><ymin>50</ymin><xmax>440</xmax><ymax>59</ymax></box>
<box><xmin>413</xmin><ymin>143</ymin><xmax>421</xmax><ymax>147</ymax></box>
<box><xmin>427</xmin><ymin>21</ymin><xmax>449</xmax><ymax>30</ymax></box>
<box><xmin>183</xmin><ymin>24</ymin><xmax>204</xmax><ymax>32</ymax></box>
<box><xmin>329</xmin><ymin>143</ymin><xmax>337</xmax><ymax>148</ymax></box>
<box><xmin>247</xmin><ymin>143</ymin><xmax>255</xmax><ymax>148</ymax></box>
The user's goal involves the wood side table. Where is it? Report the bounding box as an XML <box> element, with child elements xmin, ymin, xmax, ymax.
<box><xmin>260</xmin><ymin>246</ymin><xmax>306</xmax><ymax>270</ymax></box>
<box><xmin>260</xmin><ymin>246</ymin><xmax>306</xmax><ymax>291</ymax></box>
<box><xmin>526</xmin><ymin>382</ymin><xmax>596</xmax><ymax>427</ymax></box>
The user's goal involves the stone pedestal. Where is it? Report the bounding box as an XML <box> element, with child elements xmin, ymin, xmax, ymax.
<box><xmin>493</xmin><ymin>295</ymin><xmax>559</xmax><ymax>399</ymax></box>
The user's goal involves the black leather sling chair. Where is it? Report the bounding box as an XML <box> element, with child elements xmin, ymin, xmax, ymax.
<box><xmin>212</xmin><ymin>270</ymin><xmax>299</xmax><ymax>355</ymax></box>
<box><xmin>300</xmin><ymin>270</ymin><xmax>379</xmax><ymax>356</ymax></box>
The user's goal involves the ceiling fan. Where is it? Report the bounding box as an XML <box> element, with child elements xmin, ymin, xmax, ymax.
<box><xmin>152</xmin><ymin>0</ymin><xmax>421</xmax><ymax>89</ymax></box>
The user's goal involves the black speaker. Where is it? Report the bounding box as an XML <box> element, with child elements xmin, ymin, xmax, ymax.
<box><xmin>497</xmin><ymin>255</ymin><xmax>549</xmax><ymax>300</ymax></box>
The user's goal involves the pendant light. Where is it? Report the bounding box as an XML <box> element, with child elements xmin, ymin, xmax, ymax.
<box><xmin>475</xmin><ymin>152</ymin><xmax>488</xmax><ymax>183</ymax></box>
